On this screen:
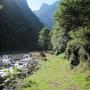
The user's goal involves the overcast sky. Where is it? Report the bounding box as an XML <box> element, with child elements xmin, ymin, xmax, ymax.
<box><xmin>27</xmin><ymin>0</ymin><xmax>57</xmax><ymax>11</ymax></box>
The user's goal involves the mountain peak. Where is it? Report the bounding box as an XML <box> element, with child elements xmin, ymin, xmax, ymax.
<box><xmin>42</xmin><ymin>3</ymin><xmax>49</xmax><ymax>6</ymax></box>
<box><xmin>40</xmin><ymin>3</ymin><xmax>49</xmax><ymax>10</ymax></box>
<box><xmin>34</xmin><ymin>1</ymin><xmax>57</xmax><ymax>30</ymax></box>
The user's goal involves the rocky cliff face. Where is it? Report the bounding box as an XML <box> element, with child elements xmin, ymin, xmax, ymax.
<box><xmin>0</xmin><ymin>0</ymin><xmax>43</xmax><ymax>51</ymax></box>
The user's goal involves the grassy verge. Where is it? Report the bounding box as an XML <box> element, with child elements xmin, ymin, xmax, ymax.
<box><xmin>21</xmin><ymin>53</ymin><xmax>90</xmax><ymax>90</ymax></box>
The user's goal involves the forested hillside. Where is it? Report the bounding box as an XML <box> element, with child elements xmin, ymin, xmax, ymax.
<box><xmin>0</xmin><ymin>0</ymin><xmax>43</xmax><ymax>52</ymax></box>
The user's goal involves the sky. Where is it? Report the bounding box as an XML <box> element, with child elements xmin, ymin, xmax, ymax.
<box><xmin>27</xmin><ymin>0</ymin><xmax>57</xmax><ymax>11</ymax></box>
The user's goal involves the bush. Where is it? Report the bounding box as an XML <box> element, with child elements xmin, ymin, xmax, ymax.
<box><xmin>66</xmin><ymin>27</ymin><xmax>90</xmax><ymax>68</ymax></box>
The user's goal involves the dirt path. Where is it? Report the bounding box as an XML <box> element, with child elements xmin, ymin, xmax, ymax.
<box><xmin>46</xmin><ymin>54</ymin><xmax>80</xmax><ymax>90</ymax></box>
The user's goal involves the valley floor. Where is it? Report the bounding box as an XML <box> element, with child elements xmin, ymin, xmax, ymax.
<box><xmin>21</xmin><ymin>53</ymin><xmax>90</xmax><ymax>90</ymax></box>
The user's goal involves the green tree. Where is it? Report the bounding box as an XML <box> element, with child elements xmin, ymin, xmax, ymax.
<box><xmin>51</xmin><ymin>0</ymin><xmax>90</xmax><ymax>67</ymax></box>
<box><xmin>0</xmin><ymin>0</ymin><xmax>3</xmax><ymax>10</ymax></box>
<box><xmin>50</xmin><ymin>22</ymin><xmax>68</xmax><ymax>52</ymax></box>
<box><xmin>66</xmin><ymin>27</ymin><xmax>90</xmax><ymax>62</ymax></box>
<box><xmin>55</xmin><ymin>0</ymin><xmax>90</xmax><ymax>31</ymax></box>
<box><xmin>38</xmin><ymin>27</ymin><xmax>50</xmax><ymax>50</ymax></box>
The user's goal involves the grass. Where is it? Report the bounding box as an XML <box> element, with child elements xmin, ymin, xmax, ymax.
<box><xmin>21</xmin><ymin>53</ymin><xmax>90</xmax><ymax>90</ymax></box>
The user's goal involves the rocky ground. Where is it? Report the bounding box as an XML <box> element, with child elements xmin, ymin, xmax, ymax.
<box><xmin>0</xmin><ymin>53</ymin><xmax>39</xmax><ymax>90</ymax></box>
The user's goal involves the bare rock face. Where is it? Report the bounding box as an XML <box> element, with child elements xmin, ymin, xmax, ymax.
<box><xmin>0</xmin><ymin>0</ymin><xmax>43</xmax><ymax>51</ymax></box>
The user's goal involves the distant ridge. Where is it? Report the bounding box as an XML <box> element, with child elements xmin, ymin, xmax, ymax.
<box><xmin>34</xmin><ymin>2</ymin><xmax>57</xmax><ymax>30</ymax></box>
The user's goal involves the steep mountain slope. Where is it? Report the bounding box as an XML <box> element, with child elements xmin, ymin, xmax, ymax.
<box><xmin>0</xmin><ymin>0</ymin><xmax>43</xmax><ymax>51</ymax></box>
<box><xmin>34</xmin><ymin>2</ymin><xmax>57</xmax><ymax>30</ymax></box>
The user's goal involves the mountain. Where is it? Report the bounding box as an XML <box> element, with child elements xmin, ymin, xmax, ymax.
<box><xmin>0</xmin><ymin>0</ymin><xmax>43</xmax><ymax>52</ymax></box>
<box><xmin>34</xmin><ymin>2</ymin><xmax>57</xmax><ymax>30</ymax></box>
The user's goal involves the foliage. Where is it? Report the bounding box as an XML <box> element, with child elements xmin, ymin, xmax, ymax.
<box><xmin>0</xmin><ymin>4</ymin><xmax>3</xmax><ymax>10</ymax></box>
<box><xmin>38</xmin><ymin>27</ymin><xmax>50</xmax><ymax>50</ymax></box>
<box><xmin>66</xmin><ymin>27</ymin><xmax>90</xmax><ymax>64</ymax></box>
<box><xmin>68</xmin><ymin>27</ymin><xmax>90</xmax><ymax>49</ymax></box>
<box><xmin>51</xmin><ymin>0</ymin><xmax>90</xmax><ymax>67</ymax></box>
<box><xmin>0</xmin><ymin>0</ymin><xmax>3</xmax><ymax>11</ymax></box>
<box><xmin>55</xmin><ymin>0</ymin><xmax>90</xmax><ymax>31</ymax></box>
<box><xmin>50</xmin><ymin>22</ymin><xmax>68</xmax><ymax>52</ymax></box>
